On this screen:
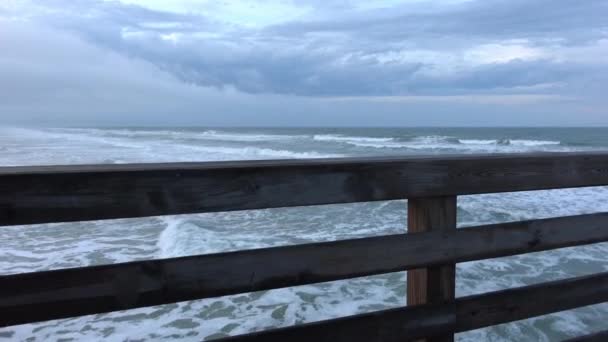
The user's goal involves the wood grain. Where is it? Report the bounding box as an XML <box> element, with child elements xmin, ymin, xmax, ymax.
<box><xmin>407</xmin><ymin>196</ymin><xmax>457</xmax><ymax>342</ymax></box>
<box><xmin>2</xmin><ymin>152</ymin><xmax>608</xmax><ymax>226</ymax></box>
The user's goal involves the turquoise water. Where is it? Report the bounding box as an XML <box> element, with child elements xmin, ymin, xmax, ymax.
<box><xmin>0</xmin><ymin>126</ymin><xmax>607</xmax><ymax>341</ymax></box>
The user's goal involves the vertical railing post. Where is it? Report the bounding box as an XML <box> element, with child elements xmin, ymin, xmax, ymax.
<box><xmin>406</xmin><ymin>196</ymin><xmax>457</xmax><ymax>342</ymax></box>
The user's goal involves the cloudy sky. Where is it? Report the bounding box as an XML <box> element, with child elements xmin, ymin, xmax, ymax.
<box><xmin>1</xmin><ymin>0</ymin><xmax>607</xmax><ymax>126</ymax></box>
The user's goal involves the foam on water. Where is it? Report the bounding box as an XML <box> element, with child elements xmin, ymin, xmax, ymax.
<box><xmin>458</xmin><ymin>139</ymin><xmax>499</xmax><ymax>145</ymax></box>
<box><xmin>0</xmin><ymin>218</ymin><xmax>164</xmax><ymax>275</ymax></box>
<box><xmin>509</xmin><ymin>139</ymin><xmax>561</xmax><ymax>146</ymax></box>
<box><xmin>395</xmin><ymin>136</ymin><xmax>568</xmax><ymax>152</ymax></box>
<box><xmin>1</xmin><ymin>126</ymin><xmax>608</xmax><ymax>341</ymax></box>
<box><xmin>313</xmin><ymin>134</ymin><xmax>395</xmax><ymax>142</ymax></box>
<box><xmin>458</xmin><ymin>138</ymin><xmax>561</xmax><ymax>146</ymax></box>
<box><xmin>0</xmin><ymin>127</ymin><xmax>339</xmax><ymax>166</ymax></box>
<box><xmin>52</xmin><ymin>128</ymin><xmax>305</xmax><ymax>143</ymax></box>
<box><xmin>193</xmin><ymin>130</ymin><xmax>305</xmax><ymax>142</ymax></box>
<box><xmin>324</xmin><ymin>135</ymin><xmax>572</xmax><ymax>152</ymax></box>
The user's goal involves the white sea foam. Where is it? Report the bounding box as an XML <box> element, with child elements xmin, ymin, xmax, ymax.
<box><xmin>51</xmin><ymin>128</ymin><xmax>303</xmax><ymax>142</ymax></box>
<box><xmin>179</xmin><ymin>144</ymin><xmax>341</xmax><ymax>160</ymax></box>
<box><xmin>313</xmin><ymin>134</ymin><xmax>395</xmax><ymax>143</ymax></box>
<box><xmin>343</xmin><ymin>141</ymin><xmax>410</xmax><ymax>148</ymax></box>
<box><xmin>350</xmin><ymin>135</ymin><xmax>570</xmax><ymax>153</ymax></box>
<box><xmin>458</xmin><ymin>138</ymin><xmax>560</xmax><ymax>146</ymax></box>
<box><xmin>509</xmin><ymin>139</ymin><xmax>561</xmax><ymax>146</ymax></box>
<box><xmin>194</xmin><ymin>130</ymin><xmax>303</xmax><ymax>142</ymax></box>
<box><xmin>0</xmin><ymin>128</ymin><xmax>338</xmax><ymax>166</ymax></box>
<box><xmin>458</xmin><ymin>139</ymin><xmax>500</xmax><ymax>145</ymax></box>
<box><xmin>156</xmin><ymin>217</ymin><xmax>245</xmax><ymax>258</ymax></box>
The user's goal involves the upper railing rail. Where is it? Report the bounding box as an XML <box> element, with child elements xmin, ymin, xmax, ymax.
<box><xmin>1</xmin><ymin>152</ymin><xmax>608</xmax><ymax>226</ymax></box>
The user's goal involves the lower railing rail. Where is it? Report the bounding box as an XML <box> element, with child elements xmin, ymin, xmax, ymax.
<box><xmin>219</xmin><ymin>271</ymin><xmax>608</xmax><ymax>342</ymax></box>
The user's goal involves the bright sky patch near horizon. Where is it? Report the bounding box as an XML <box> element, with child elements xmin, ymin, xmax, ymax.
<box><xmin>0</xmin><ymin>0</ymin><xmax>607</xmax><ymax>126</ymax></box>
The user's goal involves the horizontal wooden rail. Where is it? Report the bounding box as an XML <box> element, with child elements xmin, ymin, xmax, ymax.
<box><xmin>217</xmin><ymin>271</ymin><xmax>608</xmax><ymax>341</ymax></box>
<box><xmin>2</xmin><ymin>152</ymin><xmax>608</xmax><ymax>226</ymax></box>
<box><xmin>2</xmin><ymin>212</ymin><xmax>607</xmax><ymax>327</ymax></box>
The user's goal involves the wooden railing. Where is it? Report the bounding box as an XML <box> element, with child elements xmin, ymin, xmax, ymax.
<box><xmin>1</xmin><ymin>152</ymin><xmax>608</xmax><ymax>341</ymax></box>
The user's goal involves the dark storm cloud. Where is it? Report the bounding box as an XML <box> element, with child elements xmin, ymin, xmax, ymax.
<box><xmin>12</xmin><ymin>0</ymin><xmax>605</xmax><ymax>98</ymax></box>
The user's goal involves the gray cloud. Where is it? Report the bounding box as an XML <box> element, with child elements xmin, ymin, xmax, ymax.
<box><xmin>1</xmin><ymin>0</ymin><xmax>607</xmax><ymax>126</ymax></box>
<box><xmin>33</xmin><ymin>0</ymin><xmax>605</xmax><ymax>97</ymax></box>
<box><xmin>272</xmin><ymin>0</ymin><xmax>608</xmax><ymax>41</ymax></box>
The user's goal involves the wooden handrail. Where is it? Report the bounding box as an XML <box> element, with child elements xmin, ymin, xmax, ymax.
<box><xmin>2</xmin><ymin>152</ymin><xmax>608</xmax><ymax>226</ymax></box>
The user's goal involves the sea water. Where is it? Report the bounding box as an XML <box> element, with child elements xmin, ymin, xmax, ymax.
<box><xmin>1</xmin><ymin>126</ymin><xmax>608</xmax><ymax>341</ymax></box>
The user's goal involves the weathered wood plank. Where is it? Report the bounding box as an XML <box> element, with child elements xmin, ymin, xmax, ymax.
<box><xmin>217</xmin><ymin>271</ymin><xmax>608</xmax><ymax>341</ymax></box>
<box><xmin>454</xmin><ymin>273</ymin><xmax>608</xmax><ymax>332</ymax></box>
<box><xmin>1</xmin><ymin>152</ymin><xmax>608</xmax><ymax>226</ymax></box>
<box><xmin>562</xmin><ymin>330</ymin><xmax>608</xmax><ymax>342</ymax></box>
<box><xmin>224</xmin><ymin>300</ymin><xmax>456</xmax><ymax>342</ymax></box>
<box><xmin>1</xmin><ymin>213</ymin><xmax>607</xmax><ymax>327</ymax></box>
<box><xmin>407</xmin><ymin>196</ymin><xmax>457</xmax><ymax>342</ymax></box>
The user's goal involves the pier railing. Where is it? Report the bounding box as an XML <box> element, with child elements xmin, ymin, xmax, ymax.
<box><xmin>1</xmin><ymin>152</ymin><xmax>608</xmax><ymax>341</ymax></box>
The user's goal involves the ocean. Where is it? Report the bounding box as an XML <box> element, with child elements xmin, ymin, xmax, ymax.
<box><xmin>1</xmin><ymin>126</ymin><xmax>608</xmax><ymax>341</ymax></box>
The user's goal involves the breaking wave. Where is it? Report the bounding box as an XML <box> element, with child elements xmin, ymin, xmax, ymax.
<box><xmin>459</xmin><ymin>138</ymin><xmax>561</xmax><ymax>146</ymax></box>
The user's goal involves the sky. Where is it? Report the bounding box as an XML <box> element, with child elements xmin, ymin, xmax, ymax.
<box><xmin>0</xmin><ymin>0</ymin><xmax>607</xmax><ymax>126</ymax></box>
